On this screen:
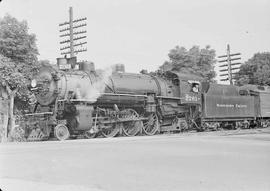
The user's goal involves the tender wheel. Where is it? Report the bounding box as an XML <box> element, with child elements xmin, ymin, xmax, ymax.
<box><xmin>54</xmin><ymin>124</ymin><xmax>70</xmax><ymax>141</ymax></box>
<box><xmin>143</xmin><ymin>113</ymin><xmax>159</xmax><ymax>135</ymax></box>
<box><xmin>243</xmin><ymin>120</ymin><xmax>250</xmax><ymax>129</ymax></box>
<box><xmin>101</xmin><ymin>123</ymin><xmax>120</xmax><ymax>138</ymax></box>
<box><xmin>122</xmin><ymin>109</ymin><xmax>142</xmax><ymax>137</ymax></box>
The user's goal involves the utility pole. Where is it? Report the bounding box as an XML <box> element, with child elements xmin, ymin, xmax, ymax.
<box><xmin>69</xmin><ymin>7</ymin><xmax>74</xmax><ymax>57</ymax></box>
<box><xmin>59</xmin><ymin>7</ymin><xmax>87</xmax><ymax>57</ymax></box>
<box><xmin>218</xmin><ymin>44</ymin><xmax>241</xmax><ymax>85</ymax></box>
<box><xmin>226</xmin><ymin>45</ymin><xmax>233</xmax><ymax>85</ymax></box>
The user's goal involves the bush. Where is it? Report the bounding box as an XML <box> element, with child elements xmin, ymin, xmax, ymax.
<box><xmin>0</xmin><ymin>127</ymin><xmax>4</xmax><ymax>142</ymax></box>
<box><xmin>8</xmin><ymin>125</ymin><xmax>26</xmax><ymax>142</ymax></box>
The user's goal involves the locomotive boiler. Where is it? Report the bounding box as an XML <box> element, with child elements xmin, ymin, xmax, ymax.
<box><xmin>26</xmin><ymin>59</ymin><xmax>202</xmax><ymax>141</ymax></box>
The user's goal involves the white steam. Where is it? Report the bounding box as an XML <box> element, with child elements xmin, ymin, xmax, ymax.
<box><xmin>85</xmin><ymin>66</ymin><xmax>113</xmax><ymax>102</ymax></box>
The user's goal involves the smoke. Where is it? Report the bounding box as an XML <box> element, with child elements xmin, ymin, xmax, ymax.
<box><xmin>85</xmin><ymin>66</ymin><xmax>114</xmax><ymax>102</ymax></box>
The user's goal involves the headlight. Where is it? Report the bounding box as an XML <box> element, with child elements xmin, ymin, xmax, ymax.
<box><xmin>31</xmin><ymin>79</ymin><xmax>37</xmax><ymax>88</ymax></box>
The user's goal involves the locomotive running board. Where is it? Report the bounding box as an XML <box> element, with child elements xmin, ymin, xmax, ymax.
<box><xmin>25</xmin><ymin>112</ymin><xmax>53</xmax><ymax>116</ymax></box>
<box><xmin>100</xmin><ymin>117</ymin><xmax>148</xmax><ymax>124</ymax></box>
<box><xmin>202</xmin><ymin>117</ymin><xmax>255</xmax><ymax>122</ymax></box>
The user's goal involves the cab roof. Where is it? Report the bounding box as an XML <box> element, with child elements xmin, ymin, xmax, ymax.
<box><xmin>164</xmin><ymin>71</ymin><xmax>203</xmax><ymax>81</ymax></box>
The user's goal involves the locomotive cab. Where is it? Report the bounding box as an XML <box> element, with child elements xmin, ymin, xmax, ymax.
<box><xmin>158</xmin><ymin>71</ymin><xmax>203</xmax><ymax>131</ymax></box>
<box><xmin>164</xmin><ymin>71</ymin><xmax>202</xmax><ymax>105</ymax></box>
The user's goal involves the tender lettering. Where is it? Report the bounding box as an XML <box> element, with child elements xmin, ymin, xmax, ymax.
<box><xmin>235</xmin><ymin>104</ymin><xmax>247</xmax><ymax>108</ymax></box>
<box><xmin>216</xmin><ymin>104</ymin><xmax>248</xmax><ymax>108</ymax></box>
<box><xmin>217</xmin><ymin>104</ymin><xmax>234</xmax><ymax>108</ymax></box>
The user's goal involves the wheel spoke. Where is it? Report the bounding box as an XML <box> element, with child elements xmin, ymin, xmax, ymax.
<box><xmin>122</xmin><ymin>109</ymin><xmax>141</xmax><ymax>137</ymax></box>
<box><xmin>101</xmin><ymin>124</ymin><xmax>119</xmax><ymax>138</ymax></box>
<box><xmin>143</xmin><ymin>113</ymin><xmax>159</xmax><ymax>135</ymax></box>
<box><xmin>84</xmin><ymin>131</ymin><xmax>97</xmax><ymax>138</ymax></box>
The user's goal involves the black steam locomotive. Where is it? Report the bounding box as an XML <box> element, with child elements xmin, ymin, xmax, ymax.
<box><xmin>24</xmin><ymin>58</ymin><xmax>270</xmax><ymax>141</ymax></box>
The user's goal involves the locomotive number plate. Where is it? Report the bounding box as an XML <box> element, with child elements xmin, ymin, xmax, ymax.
<box><xmin>185</xmin><ymin>94</ymin><xmax>199</xmax><ymax>102</ymax></box>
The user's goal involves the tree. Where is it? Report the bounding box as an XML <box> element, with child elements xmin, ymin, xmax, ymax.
<box><xmin>0</xmin><ymin>15</ymin><xmax>39</xmax><ymax>140</ymax></box>
<box><xmin>0</xmin><ymin>14</ymin><xmax>38</xmax><ymax>64</ymax></box>
<box><xmin>234</xmin><ymin>52</ymin><xmax>270</xmax><ymax>86</ymax></box>
<box><xmin>0</xmin><ymin>14</ymin><xmax>40</xmax><ymax>83</ymax></box>
<box><xmin>0</xmin><ymin>55</ymin><xmax>28</xmax><ymax>140</ymax></box>
<box><xmin>160</xmin><ymin>45</ymin><xmax>216</xmax><ymax>82</ymax></box>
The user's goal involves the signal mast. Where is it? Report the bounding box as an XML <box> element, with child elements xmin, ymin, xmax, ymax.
<box><xmin>218</xmin><ymin>44</ymin><xmax>241</xmax><ymax>85</ymax></box>
<box><xmin>58</xmin><ymin>7</ymin><xmax>87</xmax><ymax>69</ymax></box>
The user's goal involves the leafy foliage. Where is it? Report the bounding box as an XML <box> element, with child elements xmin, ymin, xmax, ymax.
<box><xmin>0</xmin><ymin>15</ymin><xmax>40</xmax><ymax>102</ymax></box>
<box><xmin>0</xmin><ymin>54</ymin><xmax>35</xmax><ymax>112</ymax></box>
<box><xmin>160</xmin><ymin>45</ymin><xmax>216</xmax><ymax>82</ymax></box>
<box><xmin>38</xmin><ymin>59</ymin><xmax>52</xmax><ymax>68</ymax></box>
<box><xmin>234</xmin><ymin>52</ymin><xmax>270</xmax><ymax>86</ymax></box>
<box><xmin>0</xmin><ymin>14</ymin><xmax>38</xmax><ymax>64</ymax></box>
<box><xmin>0</xmin><ymin>55</ymin><xmax>27</xmax><ymax>91</ymax></box>
<box><xmin>0</xmin><ymin>15</ymin><xmax>41</xmax><ymax>141</ymax></box>
<box><xmin>7</xmin><ymin>125</ymin><xmax>26</xmax><ymax>142</ymax></box>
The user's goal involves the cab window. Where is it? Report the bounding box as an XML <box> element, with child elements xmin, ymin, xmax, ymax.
<box><xmin>191</xmin><ymin>83</ymin><xmax>199</xmax><ymax>93</ymax></box>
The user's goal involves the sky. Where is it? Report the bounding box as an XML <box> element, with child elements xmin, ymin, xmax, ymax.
<box><xmin>0</xmin><ymin>0</ymin><xmax>270</xmax><ymax>83</ymax></box>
